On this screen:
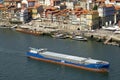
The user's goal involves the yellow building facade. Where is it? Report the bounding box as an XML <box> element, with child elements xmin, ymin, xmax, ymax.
<box><xmin>80</xmin><ymin>10</ymin><xmax>99</xmax><ymax>30</ymax></box>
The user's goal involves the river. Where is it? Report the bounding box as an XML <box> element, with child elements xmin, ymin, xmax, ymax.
<box><xmin>0</xmin><ymin>28</ymin><xmax>120</xmax><ymax>80</ymax></box>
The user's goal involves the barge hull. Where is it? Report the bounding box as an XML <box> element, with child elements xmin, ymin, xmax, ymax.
<box><xmin>27</xmin><ymin>55</ymin><xmax>108</xmax><ymax>73</ymax></box>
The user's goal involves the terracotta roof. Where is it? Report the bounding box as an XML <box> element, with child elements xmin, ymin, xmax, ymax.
<box><xmin>74</xmin><ymin>7</ymin><xmax>83</xmax><ymax>11</ymax></box>
<box><xmin>96</xmin><ymin>0</ymin><xmax>105</xmax><ymax>2</ymax></box>
<box><xmin>110</xmin><ymin>0</ymin><xmax>115</xmax><ymax>2</ymax></box>
<box><xmin>99</xmin><ymin>4</ymin><xmax>114</xmax><ymax>7</ymax></box>
<box><xmin>105</xmin><ymin>4</ymin><xmax>114</xmax><ymax>7</ymax></box>
<box><xmin>6</xmin><ymin>0</ymin><xmax>20</xmax><ymax>1</ymax></box>
<box><xmin>114</xmin><ymin>5</ymin><xmax>120</xmax><ymax>10</ymax></box>
<box><xmin>45</xmin><ymin>6</ymin><xmax>57</xmax><ymax>11</ymax></box>
<box><xmin>53</xmin><ymin>12</ymin><xmax>61</xmax><ymax>16</ymax></box>
<box><xmin>82</xmin><ymin>10</ymin><xmax>89</xmax><ymax>14</ymax></box>
<box><xmin>116</xmin><ymin>0</ymin><xmax>120</xmax><ymax>2</ymax></box>
<box><xmin>88</xmin><ymin>10</ymin><xmax>99</xmax><ymax>14</ymax></box>
<box><xmin>96</xmin><ymin>0</ymin><xmax>115</xmax><ymax>4</ymax></box>
<box><xmin>0</xmin><ymin>4</ymin><xmax>4</xmax><ymax>8</ymax></box>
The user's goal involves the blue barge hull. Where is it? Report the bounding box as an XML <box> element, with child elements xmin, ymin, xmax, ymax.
<box><xmin>26</xmin><ymin>48</ymin><xmax>110</xmax><ymax>73</ymax></box>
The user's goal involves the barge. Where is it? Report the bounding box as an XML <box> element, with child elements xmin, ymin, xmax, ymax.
<box><xmin>26</xmin><ymin>47</ymin><xmax>110</xmax><ymax>72</ymax></box>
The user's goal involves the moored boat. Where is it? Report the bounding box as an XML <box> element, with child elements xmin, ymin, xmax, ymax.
<box><xmin>16</xmin><ymin>28</ymin><xmax>43</xmax><ymax>36</ymax></box>
<box><xmin>26</xmin><ymin>47</ymin><xmax>110</xmax><ymax>73</ymax></box>
<box><xmin>51</xmin><ymin>33</ymin><xmax>67</xmax><ymax>39</ymax></box>
<box><xmin>114</xmin><ymin>30</ymin><xmax>120</xmax><ymax>34</ymax></box>
<box><xmin>72</xmin><ymin>35</ymin><xmax>87</xmax><ymax>41</ymax></box>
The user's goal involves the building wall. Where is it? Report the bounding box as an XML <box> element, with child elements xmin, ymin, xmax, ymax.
<box><xmin>45</xmin><ymin>0</ymin><xmax>51</xmax><ymax>6</ymax></box>
<box><xmin>103</xmin><ymin>6</ymin><xmax>115</xmax><ymax>16</ymax></box>
<box><xmin>80</xmin><ymin>14</ymin><xmax>89</xmax><ymax>30</ymax></box>
<box><xmin>86</xmin><ymin>15</ymin><xmax>99</xmax><ymax>29</ymax></box>
<box><xmin>66</xmin><ymin>2</ymin><xmax>74</xmax><ymax>9</ymax></box>
<box><xmin>80</xmin><ymin>2</ymin><xmax>86</xmax><ymax>9</ymax></box>
<box><xmin>116</xmin><ymin>10</ymin><xmax>120</xmax><ymax>23</ymax></box>
<box><xmin>98</xmin><ymin>5</ymin><xmax>116</xmax><ymax>26</ymax></box>
<box><xmin>20</xmin><ymin>8</ymin><xmax>28</xmax><ymax>22</ymax></box>
<box><xmin>80</xmin><ymin>11</ymin><xmax>99</xmax><ymax>30</ymax></box>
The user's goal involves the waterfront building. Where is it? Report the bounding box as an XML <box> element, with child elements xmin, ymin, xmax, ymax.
<box><xmin>1</xmin><ymin>0</ymin><xmax>37</xmax><ymax>23</ymax></box>
<box><xmin>43</xmin><ymin>0</ymin><xmax>60</xmax><ymax>6</ymax></box>
<box><xmin>79</xmin><ymin>0</ymin><xmax>87</xmax><ymax>9</ymax></box>
<box><xmin>105</xmin><ymin>0</ymin><xmax>115</xmax><ymax>4</ymax></box>
<box><xmin>114</xmin><ymin>5</ymin><xmax>120</xmax><ymax>23</ymax></box>
<box><xmin>20</xmin><ymin>7</ymin><xmax>28</xmax><ymax>22</ymax></box>
<box><xmin>98</xmin><ymin>4</ymin><xmax>115</xmax><ymax>26</ymax></box>
<box><xmin>3</xmin><ymin>0</ymin><xmax>21</xmax><ymax>7</ymax></box>
<box><xmin>80</xmin><ymin>10</ymin><xmax>99</xmax><ymax>30</ymax></box>
<box><xmin>60</xmin><ymin>3</ymin><xmax>67</xmax><ymax>10</ymax></box>
<box><xmin>1</xmin><ymin>0</ymin><xmax>120</xmax><ymax>31</ymax></box>
<box><xmin>0</xmin><ymin>3</ymin><xmax>4</xmax><ymax>10</ymax></box>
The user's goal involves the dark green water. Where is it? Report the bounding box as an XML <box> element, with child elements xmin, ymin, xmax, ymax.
<box><xmin>0</xmin><ymin>29</ymin><xmax>120</xmax><ymax>80</ymax></box>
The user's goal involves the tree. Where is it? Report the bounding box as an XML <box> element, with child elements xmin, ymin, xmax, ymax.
<box><xmin>93</xmin><ymin>5</ymin><xmax>98</xmax><ymax>10</ymax></box>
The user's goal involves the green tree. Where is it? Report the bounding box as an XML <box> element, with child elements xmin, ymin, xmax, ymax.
<box><xmin>93</xmin><ymin>5</ymin><xmax>98</xmax><ymax>10</ymax></box>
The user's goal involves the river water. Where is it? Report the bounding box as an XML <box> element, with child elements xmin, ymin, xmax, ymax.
<box><xmin>0</xmin><ymin>29</ymin><xmax>120</xmax><ymax>80</ymax></box>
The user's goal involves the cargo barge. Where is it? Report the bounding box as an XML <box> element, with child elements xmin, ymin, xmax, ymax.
<box><xmin>26</xmin><ymin>47</ymin><xmax>110</xmax><ymax>72</ymax></box>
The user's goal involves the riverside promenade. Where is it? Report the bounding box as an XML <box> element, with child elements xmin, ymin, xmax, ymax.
<box><xmin>0</xmin><ymin>19</ymin><xmax>120</xmax><ymax>46</ymax></box>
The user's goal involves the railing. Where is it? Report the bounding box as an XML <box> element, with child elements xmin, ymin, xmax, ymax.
<box><xmin>29</xmin><ymin>47</ymin><xmax>47</xmax><ymax>53</ymax></box>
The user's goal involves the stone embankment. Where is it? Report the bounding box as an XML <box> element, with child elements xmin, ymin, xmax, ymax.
<box><xmin>0</xmin><ymin>18</ymin><xmax>14</xmax><ymax>28</ymax></box>
<box><xmin>83</xmin><ymin>29</ymin><xmax>120</xmax><ymax>46</ymax></box>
